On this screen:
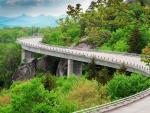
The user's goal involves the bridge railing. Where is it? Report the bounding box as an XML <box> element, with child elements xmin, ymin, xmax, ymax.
<box><xmin>74</xmin><ymin>87</ymin><xmax>150</xmax><ymax>113</ymax></box>
<box><xmin>17</xmin><ymin>37</ymin><xmax>140</xmax><ymax>57</ymax></box>
<box><xmin>42</xmin><ymin>42</ymin><xmax>140</xmax><ymax>57</ymax></box>
<box><xmin>17</xmin><ymin>38</ymin><xmax>149</xmax><ymax>76</ymax></box>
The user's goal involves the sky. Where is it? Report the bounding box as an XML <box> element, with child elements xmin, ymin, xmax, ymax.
<box><xmin>0</xmin><ymin>0</ymin><xmax>94</xmax><ymax>17</ymax></box>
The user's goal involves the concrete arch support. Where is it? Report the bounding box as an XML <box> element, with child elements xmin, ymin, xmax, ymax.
<box><xmin>67</xmin><ymin>59</ymin><xmax>82</xmax><ymax>76</ymax></box>
<box><xmin>22</xmin><ymin>49</ymin><xmax>34</xmax><ymax>63</ymax></box>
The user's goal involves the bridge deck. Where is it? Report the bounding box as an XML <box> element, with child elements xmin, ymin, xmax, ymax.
<box><xmin>105</xmin><ymin>95</ymin><xmax>150</xmax><ymax>113</ymax></box>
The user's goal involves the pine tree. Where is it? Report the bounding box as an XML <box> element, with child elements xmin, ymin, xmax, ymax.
<box><xmin>128</xmin><ymin>28</ymin><xmax>142</xmax><ymax>53</ymax></box>
<box><xmin>96</xmin><ymin>68</ymin><xmax>111</xmax><ymax>85</ymax></box>
<box><xmin>87</xmin><ymin>58</ymin><xmax>97</xmax><ymax>80</ymax></box>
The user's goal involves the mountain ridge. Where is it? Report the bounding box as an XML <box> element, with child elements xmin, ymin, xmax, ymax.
<box><xmin>0</xmin><ymin>14</ymin><xmax>63</xmax><ymax>28</ymax></box>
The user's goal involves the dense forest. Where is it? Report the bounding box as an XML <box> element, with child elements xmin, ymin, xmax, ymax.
<box><xmin>42</xmin><ymin>0</ymin><xmax>150</xmax><ymax>54</ymax></box>
<box><xmin>0</xmin><ymin>0</ymin><xmax>150</xmax><ymax>113</ymax></box>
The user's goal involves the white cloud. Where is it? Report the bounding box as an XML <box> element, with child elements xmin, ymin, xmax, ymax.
<box><xmin>0</xmin><ymin>0</ymin><xmax>94</xmax><ymax>17</ymax></box>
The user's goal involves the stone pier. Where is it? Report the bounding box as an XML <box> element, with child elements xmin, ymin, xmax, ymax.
<box><xmin>67</xmin><ymin>59</ymin><xmax>82</xmax><ymax>76</ymax></box>
<box><xmin>22</xmin><ymin>49</ymin><xmax>34</xmax><ymax>63</ymax></box>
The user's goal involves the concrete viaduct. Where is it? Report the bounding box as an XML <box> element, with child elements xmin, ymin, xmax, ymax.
<box><xmin>17</xmin><ymin>37</ymin><xmax>150</xmax><ymax>113</ymax></box>
<box><xmin>18</xmin><ymin>37</ymin><xmax>150</xmax><ymax>76</ymax></box>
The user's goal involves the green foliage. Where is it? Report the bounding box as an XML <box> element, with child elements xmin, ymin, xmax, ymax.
<box><xmin>0</xmin><ymin>89</ymin><xmax>11</xmax><ymax>106</ymax></box>
<box><xmin>41</xmin><ymin>0</ymin><xmax>150</xmax><ymax>54</ymax></box>
<box><xmin>99</xmin><ymin>44</ymin><xmax>112</xmax><ymax>51</ymax></box>
<box><xmin>67</xmin><ymin>4</ymin><xmax>82</xmax><ymax>20</ymax></box>
<box><xmin>11</xmin><ymin>78</ymin><xmax>57</xmax><ymax>113</ymax></box>
<box><xmin>9</xmin><ymin>77</ymin><xmax>77</xmax><ymax>113</ymax></box>
<box><xmin>96</xmin><ymin>68</ymin><xmax>112</xmax><ymax>85</ymax></box>
<box><xmin>0</xmin><ymin>43</ymin><xmax>21</xmax><ymax>88</ymax></box>
<box><xmin>87</xmin><ymin>58</ymin><xmax>97</xmax><ymax>80</ymax></box>
<box><xmin>42</xmin><ymin>28</ymin><xmax>64</xmax><ymax>45</ymax></box>
<box><xmin>42</xmin><ymin>74</ymin><xmax>56</xmax><ymax>91</ymax></box>
<box><xmin>56</xmin><ymin>76</ymin><xmax>78</xmax><ymax>94</ymax></box>
<box><xmin>107</xmin><ymin>72</ymin><xmax>150</xmax><ymax>100</ymax></box>
<box><xmin>0</xmin><ymin>27</ymin><xmax>35</xmax><ymax>89</ymax></box>
<box><xmin>128</xmin><ymin>28</ymin><xmax>142</xmax><ymax>53</ymax></box>
<box><xmin>113</xmin><ymin>40</ymin><xmax>129</xmax><ymax>52</ymax></box>
<box><xmin>42</xmin><ymin>21</ymin><xmax>81</xmax><ymax>46</ymax></box>
<box><xmin>0</xmin><ymin>105</ymin><xmax>11</xmax><ymax>113</ymax></box>
<box><xmin>100</xmin><ymin>28</ymin><xmax>130</xmax><ymax>52</ymax></box>
<box><xmin>87</xmin><ymin>29</ymin><xmax>111</xmax><ymax>47</ymax></box>
<box><xmin>67</xmin><ymin>78</ymin><xmax>110</xmax><ymax>109</ymax></box>
<box><xmin>0</xmin><ymin>44</ymin><xmax>21</xmax><ymax>72</ymax></box>
<box><xmin>87</xmin><ymin>59</ymin><xmax>113</xmax><ymax>84</ymax></box>
<box><xmin>0</xmin><ymin>74</ymin><xmax>150</xmax><ymax>112</ymax></box>
<box><xmin>0</xmin><ymin>28</ymin><xmax>31</xmax><ymax>43</ymax></box>
<box><xmin>142</xmin><ymin>43</ymin><xmax>150</xmax><ymax>66</ymax></box>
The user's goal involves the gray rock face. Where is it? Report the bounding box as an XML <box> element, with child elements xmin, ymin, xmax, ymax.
<box><xmin>13</xmin><ymin>60</ymin><xmax>36</xmax><ymax>81</ymax></box>
<box><xmin>13</xmin><ymin>56</ymin><xmax>60</xmax><ymax>81</ymax></box>
<box><xmin>56</xmin><ymin>59</ymin><xmax>68</xmax><ymax>76</ymax></box>
<box><xmin>73</xmin><ymin>43</ymin><xmax>93</xmax><ymax>50</ymax></box>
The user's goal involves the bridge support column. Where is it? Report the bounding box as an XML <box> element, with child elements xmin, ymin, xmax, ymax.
<box><xmin>67</xmin><ymin>59</ymin><xmax>73</xmax><ymax>76</ymax></box>
<box><xmin>21</xmin><ymin>49</ymin><xmax>25</xmax><ymax>63</ymax></box>
<box><xmin>67</xmin><ymin>59</ymin><xmax>82</xmax><ymax>76</ymax></box>
<box><xmin>21</xmin><ymin>49</ymin><xmax>34</xmax><ymax>63</ymax></box>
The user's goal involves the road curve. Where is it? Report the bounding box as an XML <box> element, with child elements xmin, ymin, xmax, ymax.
<box><xmin>106</xmin><ymin>94</ymin><xmax>150</xmax><ymax>113</ymax></box>
<box><xmin>17</xmin><ymin>37</ymin><xmax>150</xmax><ymax>113</ymax></box>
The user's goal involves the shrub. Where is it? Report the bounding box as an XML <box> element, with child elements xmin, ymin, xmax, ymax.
<box><xmin>87</xmin><ymin>58</ymin><xmax>97</xmax><ymax>80</ymax></box>
<box><xmin>128</xmin><ymin>28</ymin><xmax>142</xmax><ymax>53</ymax></box>
<box><xmin>100</xmin><ymin>44</ymin><xmax>112</xmax><ymax>51</ymax></box>
<box><xmin>142</xmin><ymin>43</ymin><xmax>150</xmax><ymax>66</ymax></box>
<box><xmin>42</xmin><ymin>21</ymin><xmax>81</xmax><ymax>46</ymax></box>
<box><xmin>0</xmin><ymin>90</ymin><xmax>11</xmax><ymax>106</ymax></box>
<box><xmin>113</xmin><ymin>40</ymin><xmax>129</xmax><ymax>52</ymax></box>
<box><xmin>10</xmin><ymin>78</ymin><xmax>57</xmax><ymax>113</ymax></box>
<box><xmin>105</xmin><ymin>28</ymin><xmax>130</xmax><ymax>47</ymax></box>
<box><xmin>107</xmin><ymin>72</ymin><xmax>150</xmax><ymax>100</ymax></box>
<box><xmin>67</xmin><ymin>78</ymin><xmax>110</xmax><ymax>109</ymax></box>
<box><xmin>42</xmin><ymin>74</ymin><xmax>56</xmax><ymax>91</ymax></box>
<box><xmin>9</xmin><ymin>77</ymin><xmax>77</xmax><ymax>113</ymax></box>
<box><xmin>56</xmin><ymin>76</ymin><xmax>78</xmax><ymax>94</ymax></box>
<box><xmin>96</xmin><ymin>68</ymin><xmax>112</xmax><ymax>85</ymax></box>
<box><xmin>0</xmin><ymin>105</ymin><xmax>11</xmax><ymax>113</ymax></box>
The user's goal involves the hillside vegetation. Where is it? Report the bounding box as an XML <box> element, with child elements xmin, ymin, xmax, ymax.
<box><xmin>0</xmin><ymin>72</ymin><xmax>150</xmax><ymax>113</ymax></box>
<box><xmin>0</xmin><ymin>28</ymin><xmax>34</xmax><ymax>89</ymax></box>
<box><xmin>42</xmin><ymin>0</ymin><xmax>150</xmax><ymax>54</ymax></box>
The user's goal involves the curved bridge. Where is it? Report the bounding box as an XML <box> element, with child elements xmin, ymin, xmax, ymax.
<box><xmin>17</xmin><ymin>37</ymin><xmax>150</xmax><ymax>113</ymax></box>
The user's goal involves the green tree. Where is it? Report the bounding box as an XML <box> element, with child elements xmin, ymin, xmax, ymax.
<box><xmin>107</xmin><ymin>72</ymin><xmax>150</xmax><ymax>99</ymax></box>
<box><xmin>10</xmin><ymin>77</ymin><xmax>77</xmax><ymax>113</ymax></box>
<box><xmin>128</xmin><ymin>28</ymin><xmax>142</xmax><ymax>53</ymax></box>
<box><xmin>67</xmin><ymin>4</ymin><xmax>82</xmax><ymax>20</ymax></box>
<box><xmin>96</xmin><ymin>68</ymin><xmax>112</xmax><ymax>85</ymax></box>
<box><xmin>68</xmin><ymin>78</ymin><xmax>110</xmax><ymax>109</ymax></box>
<box><xmin>42</xmin><ymin>74</ymin><xmax>56</xmax><ymax>91</ymax></box>
<box><xmin>142</xmin><ymin>43</ymin><xmax>150</xmax><ymax>66</ymax></box>
<box><xmin>87</xmin><ymin>58</ymin><xmax>97</xmax><ymax>80</ymax></box>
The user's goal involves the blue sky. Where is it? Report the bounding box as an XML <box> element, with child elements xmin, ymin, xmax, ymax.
<box><xmin>0</xmin><ymin>0</ymin><xmax>94</xmax><ymax>17</ymax></box>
